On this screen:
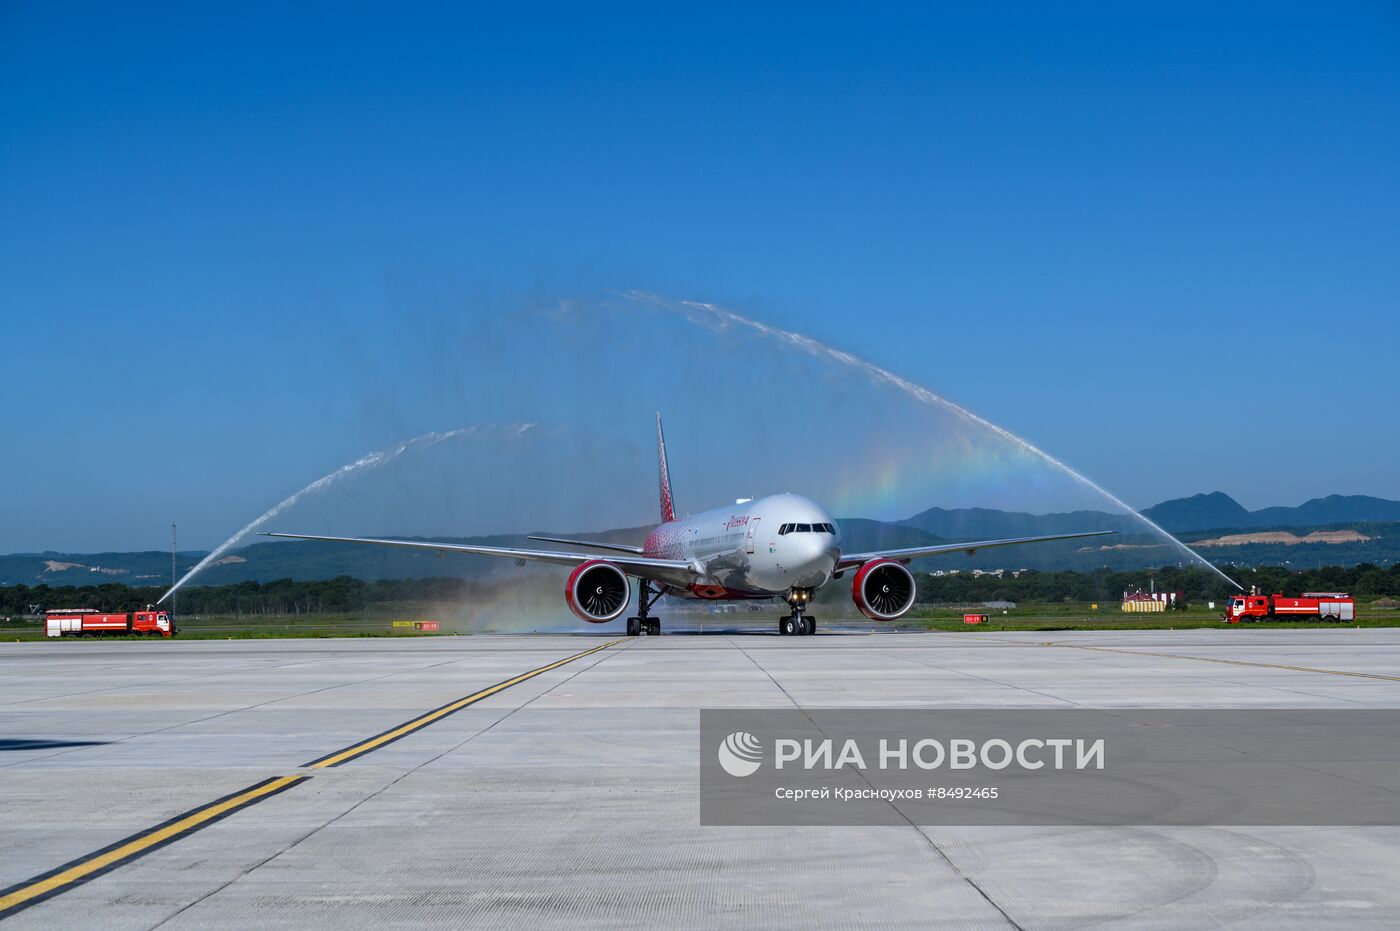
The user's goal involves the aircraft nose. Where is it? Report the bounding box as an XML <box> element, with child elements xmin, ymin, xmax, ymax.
<box><xmin>802</xmin><ymin>532</ymin><xmax>839</xmax><ymax>560</ymax></box>
<box><xmin>786</xmin><ymin>532</ymin><xmax>839</xmax><ymax>586</ymax></box>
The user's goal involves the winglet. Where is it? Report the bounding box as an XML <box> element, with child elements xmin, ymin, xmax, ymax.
<box><xmin>656</xmin><ymin>412</ymin><xmax>675</xmax><ymax>523</ymax></box>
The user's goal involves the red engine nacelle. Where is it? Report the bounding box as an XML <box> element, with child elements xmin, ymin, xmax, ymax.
<box><xmin>851</xmin><ymin>559</ymin><xmax>917</xmax><ymax>620</ymax></box>
<box><xmin>565</xmin><ymin>560</ymin><xmax>632</xmax><ymax>623</ymax></box>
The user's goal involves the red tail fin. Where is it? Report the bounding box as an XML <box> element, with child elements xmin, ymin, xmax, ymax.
<box><xmin>656</xmin><ymin>412</ymin><xmax>675</xmax><ymax>523</ymax></box>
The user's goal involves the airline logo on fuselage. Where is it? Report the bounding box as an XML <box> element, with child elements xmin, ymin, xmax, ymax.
<box><xmin>725</xmin><ymin>516</ymin><xmax>750</xmax><ymax>529</ymax></box>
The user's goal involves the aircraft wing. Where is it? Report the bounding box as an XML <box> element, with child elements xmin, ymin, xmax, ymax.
<box><xmin>526</xmin><ymin>534</ymin><xmax>646</xmax><ymax>555</ymax></box>
<box><xmin>261</xmin><ymin>532</ymin><xmax>693</xmax><ymax>580</ymax></box>
<box><xmin>837</xmin><ymin>530</ymin><xmax>1116</xmax><ymax>571</ymax></box>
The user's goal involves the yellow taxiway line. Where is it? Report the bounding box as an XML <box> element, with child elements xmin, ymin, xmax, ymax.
<box><xmin>0</xmin><ymin>637</ymin><xmax>627</xmax><ymax>919</ymax></box>
<box><xmin>304</xmin><ymin>637</ymin><xmax>628</xmax><ymax>768</ymax></box>
<box><xmin>0</xmin><ymin>775</ymin><xmax>307</xmax><ymax>917</ymax></box>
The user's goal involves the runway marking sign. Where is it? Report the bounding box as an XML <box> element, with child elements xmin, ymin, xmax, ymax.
<box><xmin>0</xmin><ymin>775</ymin><xmax>307</xmax><ymax>919</ymax></box>
<box><xmin>0</xmin><ymin>637</ymin><xmax>627</xmax><ymax>919</ymax></box>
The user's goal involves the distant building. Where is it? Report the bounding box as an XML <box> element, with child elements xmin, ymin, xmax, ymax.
<box><xmin>1121</xmin><ymin>589</ymin><xmax>1182</xmax><ymax>612</ymax></box>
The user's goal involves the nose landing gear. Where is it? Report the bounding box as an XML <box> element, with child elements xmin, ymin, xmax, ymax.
<box><xmin>626</xmin><ymin>579</ymin><xmax>663</xmax><ymax>636</ymax></box>
<box><xmin>779</xmin><ymin>588</ymin><xmax>816</xmax><ymax>636</ymax></box>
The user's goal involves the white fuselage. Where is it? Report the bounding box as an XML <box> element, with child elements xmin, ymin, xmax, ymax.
<box><xmin>641</xmin><ymin>493</ymin><xmax>841</xmax><ymax>599</ymax></box>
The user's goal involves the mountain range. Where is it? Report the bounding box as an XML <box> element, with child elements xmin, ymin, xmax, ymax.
<box><xmin>1141</xmin><ymin>492</ymin><xmax>1400</xmax><ymax>533</ymax></box>
<box><xmin>3</xmin><ymin>492</ymin><xmax>1396</xmax><ymax>587</ymax></box>
<box><xmin>903</xmin><ymin>493</ymin><xmax>1400</xmax><ymax>538</ymax></box>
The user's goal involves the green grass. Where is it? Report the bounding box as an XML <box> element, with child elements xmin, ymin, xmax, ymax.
<box><xmin>3</xmin><ymin>602</ymin><xmax>1397</xmax><ymax>641</ymax></box>
<box><xmin>898</xmin><ymin>601</ymin><xmax>1399</xmax><ymax>633</ymax></box>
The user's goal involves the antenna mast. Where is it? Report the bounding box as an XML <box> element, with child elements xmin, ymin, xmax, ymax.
<box><xmin>171</xmin><ymin>523</ymin><xmax>177</xmax><ymax>617</ymax></box>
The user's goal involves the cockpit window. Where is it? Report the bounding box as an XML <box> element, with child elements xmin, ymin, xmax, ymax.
<box><xmin>780</xmin><ymin>522</ymin><xmax>838</xmax><ymax>534</ymax></box>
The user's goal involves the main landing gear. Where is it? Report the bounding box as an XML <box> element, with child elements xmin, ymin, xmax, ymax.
<box><xmin>779</xmin><ymin>588</ymin><xmax>816</xmax><ymax>636</ymax></box>
<box><xmin>626</xmin><ymin>580</ymin><xmax>663</xmax><ymax>636</ymax></box>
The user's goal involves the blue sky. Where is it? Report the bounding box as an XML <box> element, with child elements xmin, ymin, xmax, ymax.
<box><xmin>3</xmin><ymin>3</ymin><xmax>1398</xmax><ymax>552</ymax></box>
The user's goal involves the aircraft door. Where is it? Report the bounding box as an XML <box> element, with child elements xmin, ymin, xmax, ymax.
<box><xmin>745</xmin><ymin>518</ymin><xmax>761</xmax><ymax>554</ymax></box>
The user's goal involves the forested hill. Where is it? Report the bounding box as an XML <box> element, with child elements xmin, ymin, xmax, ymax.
<box><xmin>1141</xmin><ymin>492</ymin><xmax>1400</xmax><ymax>533</ymax></box>
<box><xmin>6</xmin><ymin>563</ymin><xmax>1400</xmax><ymax>619</ymax></box>
<box><xmin>5</xmin><ymin>493</ymin><xmax>1399</xmax><ymax>586</ymax></box>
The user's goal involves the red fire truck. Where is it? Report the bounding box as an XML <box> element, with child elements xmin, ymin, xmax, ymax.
<box><xmin>45</xmin><ymin>608</ymin><xmax>176</xmax><ymax>638</ymax></box>
<box><xmin>1223</xmin><ymin>592</ymin><xmax>1354</xmax><ymax>623</ymax></box>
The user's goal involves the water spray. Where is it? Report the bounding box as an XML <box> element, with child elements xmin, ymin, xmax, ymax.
<box><xmin>621</xmin><ymin>290</ymin><xmax>1241</xmax><ymax>591</ymax></box>
<box><xmin>158</xmin><ymin>424</ymin><xmax>536</xmax><ymax>604</ymax></box>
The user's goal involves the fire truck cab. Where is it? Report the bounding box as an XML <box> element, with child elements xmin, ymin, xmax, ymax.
<box><xmin>1225</xmin><ymin>594</ymin><xmax>1272</xmax><ymax>621</ymax></box>
<box><xmin>132</xmin><ymin>609</ymin><xmax>175</xmax><ymax>635</ymax></box>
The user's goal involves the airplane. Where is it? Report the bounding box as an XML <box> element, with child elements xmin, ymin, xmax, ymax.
<box><xmin>265</xmin><ymin>414</ymin><xmax>1114</xmax><ymax>636</ymax></box>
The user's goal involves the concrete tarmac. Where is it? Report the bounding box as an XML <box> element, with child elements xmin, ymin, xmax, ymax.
<box><xmin>2</xmin><ymin>628</ymin><xmax>1399</xmax><ymax>928</ymax></box>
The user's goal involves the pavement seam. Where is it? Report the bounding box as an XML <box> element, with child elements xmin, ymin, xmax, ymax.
<box><xmin>0</xmin><ymin>655</ymin><xmax>479</xmax><ymax>770</ymax></box>
<box><xmin>0</xmin><ymin>655</ymin><xmax>335</xmax><ymax>708</ymax></box>
<box><xmin>0</xmin><ymin>639</ymin><xmax>626</xmax><ymax>922</ymax></box>
<box><xmin>883</xmin><ymin>647</ymin><xmax>1382</xmax><ymax>710</ymax></box>
<box><xmin>1042</xmin><ymin>641</ymin><xmax>1400</xmax><ymax>682</ymax></box>
<box><xmin>304</xmin><ymin>638</ymin><xmax>627</xmax><ymax>767</ymax></box>
<box><xmin>0</xmin><ymin>775</ymin><xmax>309</xmax><ymax>920</ymax></box>
<box><xmin>723</xmin><ymin>637</ymin><xmax>1024</xmax><ymax>930</ymax></box>
<box><xmin>148</xmin><ymin>638</ymin><xmax>638</xmax><ymax>928</ymax></box>
<box><xmin>873</xmin><ymin>648</ymin><xmax>1090</xmax><ymax>708</ymax></box>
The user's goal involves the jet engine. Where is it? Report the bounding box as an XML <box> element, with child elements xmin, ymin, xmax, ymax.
<box><xmin>851</xmin><ymin>559</ymin><xmax>916</xmax><ymax>620</ymax></box>
<box><xmin>565</xmin><ymin>560</ymin><xmax>632</xmax><ymax>623</ymax></box>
